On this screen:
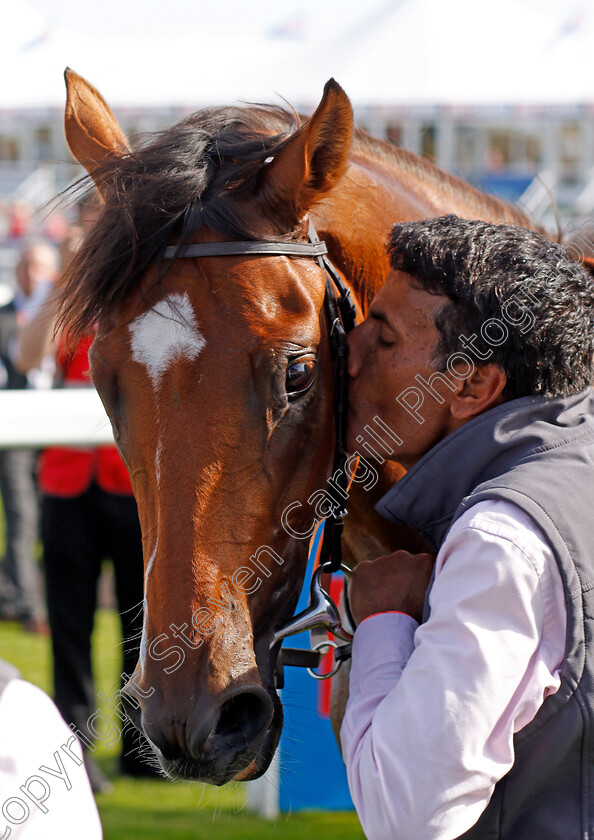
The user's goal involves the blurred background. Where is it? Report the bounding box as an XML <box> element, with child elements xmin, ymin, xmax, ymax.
<box><xmin>3</xmin><ymin>0</ymin><xmax>594</xmax><ymax>285</ymax></box>
<box><xmin>1</xmin><ymin>1</ymin><xmax>593</xmax><ymax>837</ymax></box>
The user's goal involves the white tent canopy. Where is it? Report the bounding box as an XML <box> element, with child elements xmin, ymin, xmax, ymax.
<box><xmin>0</xmin><ymin>0</ymin><xmax>369</xmax><ymax>109</ymax></box>
<box><xmin>2</xmin><ymin>0</ymin><xmax>594</xmax><ymax>110</ymax></box>
<box><xmin>274</xmin><ymin>0</ymin><xmax>584</xmax><ymax>107</ymax></box>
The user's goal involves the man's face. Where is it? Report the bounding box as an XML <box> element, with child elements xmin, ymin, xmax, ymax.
<box><xmin>16</xmin><ymin>245</ymin><xmax>58</xmax><ymax>298</ymax></box>
<box><xmin>347</xmin><ymin>270</ymin><xmax>457</xmax><ymax>468</ymax></box>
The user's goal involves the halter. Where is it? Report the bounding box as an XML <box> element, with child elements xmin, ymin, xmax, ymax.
<box><xmin>163</xmin><ymin>219</ymin><xmax>358</xmax><ymax>683</ymax></box>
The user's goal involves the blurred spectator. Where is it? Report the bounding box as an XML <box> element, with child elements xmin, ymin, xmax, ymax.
<box><xmin>43</xmin><ymin>211</ymin><xmax>69</xmax><ymax>246</ymax></box>
<box><xmin>13</xmin><ymin>196</ymin><xmax>150</xmax><ymax>792</ymax></box>
<box><xmin>0</xmin><ymin>658</ymin><xmax>103</xmax><ymax>839</ymax></box>
<box><xmin>0</xmin><ymin>198</ymin><xmax>10</xmax><ymax>239</ymax></box>
<box><xmin>0</xmin><ymin>239</ymin><xmax>58</xmax><ymax>633</ymax></box>
<box><xmin>7</xmin><ymin>201</ymin><xmax>31</xmax><ymax>240</ymax></box>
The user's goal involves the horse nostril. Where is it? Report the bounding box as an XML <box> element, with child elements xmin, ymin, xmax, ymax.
<box><xmin>212</xmin><ymin>689</ymin><xmax>274</xmax><ymax>752</ymax></box>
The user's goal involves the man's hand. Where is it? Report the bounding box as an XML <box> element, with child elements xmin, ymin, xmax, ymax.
<box><xmin>349</xmin><ymin>550</ymin><xmax>435</xmax><ymax>625</ymax></box>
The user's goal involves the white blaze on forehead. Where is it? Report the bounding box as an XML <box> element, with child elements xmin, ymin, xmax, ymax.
<box><xmin>129</xmin><ymin>292</ymin><xmax>205</xmax><ymax>387</ymax></box>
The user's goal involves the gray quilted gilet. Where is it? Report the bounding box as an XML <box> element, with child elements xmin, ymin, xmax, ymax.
<box><xmin>376</xmin><ymin>388</ymin><xmax>594</xmax><ymax>839</ymax></box>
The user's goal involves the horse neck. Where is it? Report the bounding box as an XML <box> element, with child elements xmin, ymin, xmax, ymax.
<box><xmin>313</xmin><ymin>138</ymin><xmax>536</xmax><ymax>313</ymax></box>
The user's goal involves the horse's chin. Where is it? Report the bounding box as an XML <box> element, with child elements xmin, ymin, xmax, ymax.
<box><xmin>155</xmin><ymin>699</ymin><xmax>283</xmax><ymax>785</ymax></box>
<box><xmin>232</xmin><ymin>721</ymin><xmax>282</xmax><ymax>781</ymax></box>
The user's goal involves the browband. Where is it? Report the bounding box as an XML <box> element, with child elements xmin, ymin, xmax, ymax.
<box><xmin>163</xmin><ymin>240</ymin><xmax>328</xmax><ymax>259</ymax></box>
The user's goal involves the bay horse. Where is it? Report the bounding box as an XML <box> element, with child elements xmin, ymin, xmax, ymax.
<box><xmin>61</xmin><ymin>69</ymin><xmax>537</xmax><ymax>785</ymax></box>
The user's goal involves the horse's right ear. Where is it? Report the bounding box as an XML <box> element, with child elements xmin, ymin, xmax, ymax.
<box><xmin>257</xmin><ymin>79</ymin><xmax>353</xmax><ymax>227</ymax></box>
<box><xmin>64</xmin><ymin>68</ymin><xmax>130</xmax><ymax>195</ymax></box>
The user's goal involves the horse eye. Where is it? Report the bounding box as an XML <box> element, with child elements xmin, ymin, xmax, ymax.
<box><xmin>286</xmin><ymin>356</ymin><xmax>317</xmax><ymax>397</ymax></box>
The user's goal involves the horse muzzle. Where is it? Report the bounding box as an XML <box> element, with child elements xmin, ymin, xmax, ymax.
<box><xmin>121</xmin><ymin>681</ymin><xmax>276</xmax><ymax>784</ymax></box>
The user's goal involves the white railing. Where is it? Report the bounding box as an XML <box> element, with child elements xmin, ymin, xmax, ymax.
<box><xmin>246</xmin><ymin>748</ymin><xmax>281</xmax><ymax>818</ymax></box>
<box><xmin>0</xmin><ymin>389</ymin><xmax>113</xmax><ymax>448</ymax></box>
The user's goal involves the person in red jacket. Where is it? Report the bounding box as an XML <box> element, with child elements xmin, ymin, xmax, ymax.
<box><xmin>13</xmin><ymin>206</ymin><xmax>152</xmax><ymax>792</ymax></box>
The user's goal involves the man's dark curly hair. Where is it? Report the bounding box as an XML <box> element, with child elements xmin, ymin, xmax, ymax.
<box><xmin>388</xmin><ymin>214</ymin><xmax>594</xmax><ymax>399</ymax></box>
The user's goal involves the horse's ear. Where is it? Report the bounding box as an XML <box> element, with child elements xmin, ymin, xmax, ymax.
<box><xmin>258</xmin><ymin>78</ymin><xmax>353</xmax><ymax>226</ymax></box>
<box><xmin>64</xmin><ymin>68</ymin><xmax>130</xmax><ymax>195</ymax></box>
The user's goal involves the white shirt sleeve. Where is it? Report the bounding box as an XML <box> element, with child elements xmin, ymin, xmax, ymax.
<box><xmin>340</xmin><ymin>499</ymin><xmax>566</xmax><ymax>840</ymax></box>
<box><xmin>0</xmin><ymin>678</ymin><xmax>103</xmax><ymax>840</ymax></box>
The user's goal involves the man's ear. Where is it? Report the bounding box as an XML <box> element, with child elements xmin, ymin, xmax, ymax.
<box><xmin>450</xmin><ymin>364</ymin><xmax>507</xmax><ymax>421</ymax></box>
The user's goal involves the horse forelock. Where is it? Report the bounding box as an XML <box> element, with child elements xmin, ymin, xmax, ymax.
<box><xmin>58</xmin><ymin>103</ymin><xmax>303</xmax><ymax>344</ymax></box>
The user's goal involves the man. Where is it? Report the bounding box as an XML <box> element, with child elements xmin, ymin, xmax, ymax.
<box><xmin>341</xmin><ymin>214</ymin><xmax>594</xmax><ymax>840</ymax></box>
<box><xmin>0</xmin><ymin>239</ymin><xmax>57</xmax><ymax>632</ymax></box>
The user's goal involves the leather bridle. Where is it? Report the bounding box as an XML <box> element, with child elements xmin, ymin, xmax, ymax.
<box><xmin>162</xmin><ymin>219</ymin><xmax>358</xmax><ymax>683</ymax></box>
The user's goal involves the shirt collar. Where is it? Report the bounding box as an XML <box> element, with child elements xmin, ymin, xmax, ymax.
<box><xmin>375</xmin><ymin>388</ymin><xmax>594</xmax><ymax>551</ymax></box>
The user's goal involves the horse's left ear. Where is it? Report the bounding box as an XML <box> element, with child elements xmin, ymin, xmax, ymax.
<box><xmin>257</xmin><ymin>79</ymin><xmax>353</xmax><ymax>226</ymax></box>
<box><xmin>64</xmin><ymin>68</ymin><xmax>131</xmax><ymax>196</ymax></box>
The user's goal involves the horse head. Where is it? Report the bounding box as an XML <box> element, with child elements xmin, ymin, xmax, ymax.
<box><xmin>62</xmin><ymin>69</ymin><xmax>355</xmax><ymax>783</ymax></box>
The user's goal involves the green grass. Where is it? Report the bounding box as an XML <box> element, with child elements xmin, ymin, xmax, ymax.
<box><xmin>0</xmin><ymin>609</ymin><xmax>364</xmax><ymax>840</ymax></box>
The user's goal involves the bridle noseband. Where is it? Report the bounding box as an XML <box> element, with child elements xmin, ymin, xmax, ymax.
<box><xmin>163</xmin><ymin>219</ymin><xmax>358</xmax><ymax>683</ymax></box>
